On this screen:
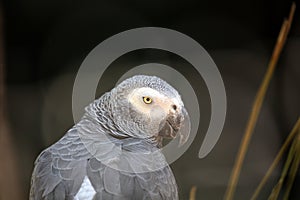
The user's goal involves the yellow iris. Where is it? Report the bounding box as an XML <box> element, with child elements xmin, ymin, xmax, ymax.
<box><xmin>143</xmin><ymin>97</ymin><xmax>152</xmax><ymax>104</ymax></box>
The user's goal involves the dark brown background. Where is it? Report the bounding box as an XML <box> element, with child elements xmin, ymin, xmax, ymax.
<box><xmin>2</xmin><ymin>0</ymin><xmax>300</xmax><ymax>199</ymax></box>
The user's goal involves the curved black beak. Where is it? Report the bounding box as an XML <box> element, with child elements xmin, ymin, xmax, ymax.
<box><xmin>158</xmin><ymin>107</ymin><xmax>191</xmax><ymax>147</ymax></box>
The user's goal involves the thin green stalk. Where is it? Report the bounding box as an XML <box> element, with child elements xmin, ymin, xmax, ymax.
<box><xmin>283</xmin><ymin>130</ymin><xmax>300</xmax><ymax>200</ymax></box>
<box><xmin>251</xmin><ymin>118</ymin><xmax>300</xmax><ymax>200</ymax></box>
<box><xmin>268</xmin><ymin>129</ymin><xmax>298</xmax><ymax>200</ymax></box>
<box><xmin>224</xmin><ymin>3</ymin><xmax>296</xmax><ymax>199</ymax></box>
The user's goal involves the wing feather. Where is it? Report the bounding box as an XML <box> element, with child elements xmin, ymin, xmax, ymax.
<box><xmin>30</xmin><ymin>128</ymin><xmax>89</xmax><ymax>199</ymax></box>
<box><xmin>30</xmin><ymin>127</ymin><xmax>178</xmax><ymax>200</ymax></box>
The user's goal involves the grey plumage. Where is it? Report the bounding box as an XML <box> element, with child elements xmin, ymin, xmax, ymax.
<box><xmin>30</xmin><ymin>75</ymin><xmax>190</xmax><ymax>200</ymax></box>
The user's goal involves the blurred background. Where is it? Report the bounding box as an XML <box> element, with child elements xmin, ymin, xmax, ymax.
<box><xmin>0</xmin><ymin>0</ymin><xmax>300</xmax><ymax>199</ymax></box>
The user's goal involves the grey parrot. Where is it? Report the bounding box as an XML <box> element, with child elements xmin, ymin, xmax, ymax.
<box><xmin>30</xmin><ymin>75</ymin><xmax>191</xmax><ymax>200</ymax></box>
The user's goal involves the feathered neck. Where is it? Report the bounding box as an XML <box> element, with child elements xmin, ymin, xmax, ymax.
<box><xmin>83</xmin><ymin>91</ymin><xmax>162</xmax><ymax>147</ymax></box>
<box><xmin>83</xmin><ymin>92</ymin><xmax>129</xmax><ymax>139</ymax></box>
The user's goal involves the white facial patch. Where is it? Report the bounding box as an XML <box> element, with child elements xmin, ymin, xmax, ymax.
<box><xmin>128</xmin><ymin>87</ymin><xmax>171</xmax><ymax>114</ymax></box>
<box><xmin>127</xmin><ymin>87</ymin><xmax>183</xmax><ymax>135</ymax></box>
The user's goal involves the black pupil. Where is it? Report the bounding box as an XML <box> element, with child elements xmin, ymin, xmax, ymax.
<box><xmin>146</xmin><ymin>98</ymin><xmax>150</xmax><ymax>102</ymax></box>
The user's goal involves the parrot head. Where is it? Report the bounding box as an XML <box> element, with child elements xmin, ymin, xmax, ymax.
<box><xmin>109</xmin><ymin>75</ymin><xmax>191</xmax><ymax>147</ymax></box>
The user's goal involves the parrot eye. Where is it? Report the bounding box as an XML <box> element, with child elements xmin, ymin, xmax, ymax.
<box><xmin>143</xmin><ymin>96</ymin><xmax>152</xmax><ymax>104</ymax></box>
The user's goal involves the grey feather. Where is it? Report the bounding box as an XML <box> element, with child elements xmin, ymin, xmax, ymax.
<box><xmin>30</xmin><ymin>75</ymin><xmax>186</xmax><ymax>200</ymax></box>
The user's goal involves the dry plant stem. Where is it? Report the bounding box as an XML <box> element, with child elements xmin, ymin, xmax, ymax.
<box><xmin>283</xmin><ymin>130</ymin><xmax>300</xmax><ymax>200</ymax></box>
<box><xmin>268</xmin><ymin>182</ymin><xmax>281</xmax><ymax>200</ymax></box>
<box><xmin>223</xmin><ymin>3</ymin><xmax>296</xmax><ymax>200</ymax></box>
<box><xmin>251</xmin><ymin>118</ymin><xmax>300</xmax><ymax>200</ymax></box>
<box><xmin>189</xmin><ymin>186</ymin><xmax>197</xmax><ymax>200</ymax></box>
<box><xmin>267</xmin><ymin>121</ymin><xmax>299</xmax><ymax>200</ymax></box>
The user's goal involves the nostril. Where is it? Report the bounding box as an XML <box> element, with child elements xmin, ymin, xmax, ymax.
<box><xmin>172</xmin><ymin>104</ymin><xmax>177</xmax><ymax>111</ymax></box>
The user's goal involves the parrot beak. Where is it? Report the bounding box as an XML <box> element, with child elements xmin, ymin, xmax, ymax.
<box><xmin>158</xmin><ymin>107</ymin><xmax>191</xmax><ymax>147</ymax></box>
<box><xmin>177</xmin><ymin>108</ymin><xmax>191</xmax><ymax>147</ymax></box>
